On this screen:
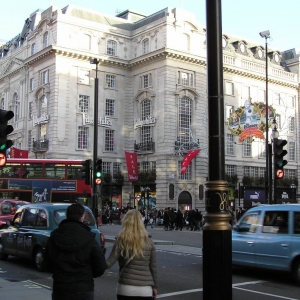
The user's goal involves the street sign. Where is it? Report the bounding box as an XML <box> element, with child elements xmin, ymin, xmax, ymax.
<box><xmin>276</xmin><ymin>169</ymin><xmax>284</xmax><ymax>179</ymax></box>
<box><xmin>0</xmin><ymin>152</ymin><xmax>7</xmax><ymax>167</ymax></box>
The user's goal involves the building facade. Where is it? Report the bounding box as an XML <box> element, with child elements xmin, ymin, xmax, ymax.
<box><xmin>0</xmin><ymin>5</ymin><xmax>299</xmax><ymax>210</ymax></box>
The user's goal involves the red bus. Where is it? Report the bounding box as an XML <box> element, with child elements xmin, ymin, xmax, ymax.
<box><xmin>0</xmin><ymin>159</ymin><xmax>92</xmax><ymax>205</ymax></box>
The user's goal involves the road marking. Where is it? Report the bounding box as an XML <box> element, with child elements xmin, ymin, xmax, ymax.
<box><xmin>24</xmin><ymin>280</ymin><xmax>52</xmax><ymax>290</ymax></box>
<box><xmin>156</xmin><ymin>281</ymin><xmax>267</xmax><ymax>298</ymax></box>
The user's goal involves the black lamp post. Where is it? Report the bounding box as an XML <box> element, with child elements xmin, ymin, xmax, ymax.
<box><xmin>90</xmin><ymin>58</ymin><xmax>99</xmax><ymax>217</ymax></box>
<box><xmin>259</xmin><ymin>30</ymin><xmax>271</xmax><ymax>203</ymax></box>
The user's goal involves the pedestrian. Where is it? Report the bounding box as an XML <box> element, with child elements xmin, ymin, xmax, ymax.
<box><xmin>163</xmin><ymin>208</ymin><xmax>171</xmax><ymax>230</ymax></box>
<box><xmin>45</xmin><ymin>203</ymin><xmax>106</xmax><ymax>300</ymax></box>
<box><xmin>175</xmin><ymin>209</ymin><xmax>184</xmax><ymax>230</ymax></box>
<box><xmin>106</xmin><ymin>209</ymin><xmax>158</xmax><ymax>299</ymax></box>
<box><xmin>106</xmin><ymin>207</ymin><xmax>114</xmax><ymax>225</ymax></box>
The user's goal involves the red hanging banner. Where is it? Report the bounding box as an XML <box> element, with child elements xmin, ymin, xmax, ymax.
<box><xmin>124</xmin><ymin>151</ymin><xmax>138</xmax><ymax>182</ymax></box>
<box><xmin>181</xmin><ymin>149</ymin><xmax>201</xmax><ymax>174</ymax></box>
<box><xmin>10</xmin><ymin>147</ymin><xmax>29</xmax><ymax>158</ymax></box>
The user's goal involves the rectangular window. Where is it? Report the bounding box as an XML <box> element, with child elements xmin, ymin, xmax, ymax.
<box><xmin>178</xmin><ymin>161</ymin><xmax>191</xmax><ymax>180</ymax></box>
<box><xmin>143</xmin><ymin>75</ymin><xmax>149</xmax><ymax>88</ymax></box>
<box><xmin>106</xmin><ymin>75</ymin><xmax>116</xmax><ymax>88</ymax></box>
<box><xmin>259</xmin><ymin>142</ymin><xmax>266</xmax><ymax>158</ymax></box>
<box><xmin>225</xmin><ymin>81</ymin><xmax>234</xmax><ymax>95</ymax></box>
<box><xmin>276</xmin><ymin>115</ymin><xmax>281</xmax><ymax>129</ymax></box>
<box><xmin>142</xmin><ymin>161</ymin><xmax>150</xmax><ymax>172</ymax></box>
<box><xmin>263</xmin><ymin>211</ymin><xmax>288</xmax><ymax>234</ymax></box>
<box><xmin>243</xmin><ymin>137</ymin><xmax>251</xmax><ymax>157</ymax></box>
<box><xmin>242</xmin><ymin>86</ymin><xmax>250</xmax><ymax>99</ymax></box>
<box><xmin>287</xmin><ymin>95</ymin><xmax>295</xmax><ymax>108</ymax></box>
<box><xmin>178</xmin><ymin>71</ymin><xmax>193</xmax><ymax>87</ymax></box>
<box><xmin>289</xmin><ymin>141</ymin><xmax>295</xmax><ymax>161</ymax></box>
<box><xmin>45</xmin><ymin>164</ymin><xmax>65</xmax><ymax>179</ymax></box>
<box><xmin>273</xmin><ymin>93</ymin><xmax>280</xmax><ymax>105</ymax></box>
<box><xmin>78</xmin><ymin>69</ymin><xmax>90</xmax><ymax>85</ymax></box>
<box><xmin>105</xmin><ymin>129</ymin><xmax>114</xmax><ymax>151</ymax></box>
<box><xmin>226</xmin><ymin>134</ymin><xmax>234</xmax><ymax>155</ymax></box>
<box><xmin>77</xmin><ymin>126</ymin><xmax>88</xmax><ymax>149</ymax></box>
<box><xmin>79</xmin><ymin>95</ymin><xmax>89</xmax><ymax>113</ymax></box>
<box><xmin>29</xmin><ymin>102</ymin><xmax>33</xmax><ymax>119</ymax></box>
<box><xmin>103</xmin><ymin>162</ymin><xmax>111</xmax><ymax>176</ymax></box>
<box><xmin>285</xmin><ymin>169</ymin><xmax>296</xmax><ymax>178</ymax></box>
<box><xmin>113</xmin><ymin>163</ymin><xmax>121</xmax><ymax>179</ymax></box>
<box><xmin>289</xmin><ymin>117</ymin><xmax>295</xmax><ymax>132</ymax></box>
<box><xmin>28</xmin><ymin>130</ymin><xmax>32</xmax><ymax>150</ymax></box>
<box><xmin>243</xmin><ymin>166</ymin><xmax>265</xmax><ymax>178</ymax></box>
<box><xmin>30</xmin><ymin>78</ymin><xmax>34</xmax><ymax>91</ymax></box>
<box><xmin>31</xmin><ymin>43</ymin><xmax>36</xmax><ymax>55</ymax></box>
<box><xmin>105</xmin><ymin>99</ymin><xmax>115</xmax><ymax>117</ymax></box>
<box><xmin>41</xmin><ymin>70</ymin><xmax>49</xmax><ymax>84</ymax></box>
<box><xmin>258</xmin><ymin>89</ymin><xmax>265</xmax><ymax>101</ymax></box>
<box><xmin>226</xmin><ymin>165</ymin><xmax>236</xmax><ymax>176</ymax></box>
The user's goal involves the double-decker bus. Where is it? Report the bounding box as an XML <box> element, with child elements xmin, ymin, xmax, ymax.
<box><xmin>0</xmin><ymin>159</ymin><xmax>91</xmax><ymax>205</ymax></box>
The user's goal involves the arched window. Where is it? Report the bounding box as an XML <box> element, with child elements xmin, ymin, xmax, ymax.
<box><xmin>43</xmin><ymin>32</ymin><xmax>49</xmax><ymax>48</ymax></box>
<box><xmin>141</xmin><ymin>99</ymin><xmax>151</xmax><ymax>145</ymax></box>
<box><xmin>178</xmin><ymin>97</ymin><xmax>191</xmax><ymax>145</ymax></box>
<box><xmin>142</xmin><ymin>39</ymin><xmax>149</xmax><ymax>54</ymax></box>
<box><xmin>107</xmin><ymin>40</ymin><xmax>117</xmax><ymax>55</ymax></box>
<box><xmin>39</xmin><ymin>95</ymin><xmax>48</xmax><ymax>116</ymax></box>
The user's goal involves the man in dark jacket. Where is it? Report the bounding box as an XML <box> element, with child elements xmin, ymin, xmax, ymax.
<box><xmin>45</xmin><ymin>203</ymin><xmax>106</xmax><ymax>300</ymax></box>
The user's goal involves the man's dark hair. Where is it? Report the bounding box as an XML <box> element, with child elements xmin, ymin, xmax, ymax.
<box><xmin>66</xmin><ymin>203</ymin><xmax>85</xmax><ymax>221</ymax></box>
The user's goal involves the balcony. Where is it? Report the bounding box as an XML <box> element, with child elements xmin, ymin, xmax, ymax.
<box><xmin>32</xmin><ymin>139</ymin><xmax>49</xmax><ymax>152</ymax></box>
<box><xmin>174</xmin><ymin>138</ymin><xmax>200</xmax><ymax>152</ymax></box>
<box><xmin>134</xmin><ymin>140</ymin><xmax>155</xmax><ymax>153</ymax></box>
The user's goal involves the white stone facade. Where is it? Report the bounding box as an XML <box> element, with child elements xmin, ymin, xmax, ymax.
<box><xmin>0</xmin><ymin>5</ymin><xmax>299</xmax><ymax>210</ymax></box>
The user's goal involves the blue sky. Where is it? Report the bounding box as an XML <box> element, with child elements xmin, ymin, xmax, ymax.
<box><xmin>1</xmin><ymin>0</ymin><xmax>299</xmax><ymax>52</ymax></box>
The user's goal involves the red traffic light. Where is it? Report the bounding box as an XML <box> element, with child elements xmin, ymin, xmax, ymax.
<box><xmin>0</xmin><ymin>152</ymin><xmax>7</xmax><ymax>167</ymax></box>
<box><xmin>276</xmin><ymin>169</ymin><xmax>284</xmax><ymax>179</ymax></box>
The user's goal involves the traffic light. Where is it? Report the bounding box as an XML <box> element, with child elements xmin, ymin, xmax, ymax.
<box><xmin>0</xmin><ymin>110</ymin><xmax>14</xmax><ymax>154</ymax></box>
<box><xmin>274</xmin><ymin>138</ymin><xmax>288</xmax><ymax>179</ymax></box>
<box><xmin>80</xmin><ymin>159</ymin><xmax>91</xmax><ymax>185</ymax></box>
<box><xmin>95</xmin><ymin>159</ymin><xmax>102</xmax><ymax>185</ymax></box>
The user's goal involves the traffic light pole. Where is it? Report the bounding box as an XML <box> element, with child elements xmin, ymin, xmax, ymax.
<box><xmin>91</xmin><ymin>59</ymin><xmax>99</xmax><ymax>218</ymax></box>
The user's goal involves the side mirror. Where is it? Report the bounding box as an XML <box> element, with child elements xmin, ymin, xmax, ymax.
<box><xmin>233</xmin><ymin>225</ymin><xmax>239</xmax><ymax>231</ymax></box>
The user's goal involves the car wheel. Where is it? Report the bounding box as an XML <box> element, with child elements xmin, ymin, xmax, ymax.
<box><xmin>34</xmin><ymin>247</ymin><xmax>45</xmax><ymax>271</ymax></box>
<box><xmin>0</xmin><ymin>239</ymin><xmax>8</xmax><ymax>260</ymax></box>
<box><xmin>293</xmin><ymin>258</ymin><xmax>300</xmax><ymax>285</ymax></box>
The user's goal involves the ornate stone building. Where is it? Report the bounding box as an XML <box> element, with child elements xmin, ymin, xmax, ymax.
<box><xmin>0</xmin><ymin>5</ymin><xmax>299</xmax><ymax>210</ymax></box>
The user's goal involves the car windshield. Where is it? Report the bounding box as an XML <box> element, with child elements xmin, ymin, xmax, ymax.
<box><xmin>53</xmin><ymin>208</ymin><xmax>95</xmax><ymax>226</ymax></box>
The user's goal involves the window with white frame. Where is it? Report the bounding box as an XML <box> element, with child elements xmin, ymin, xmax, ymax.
<box><xmin>178</xmin><ymin>160</ymin><xmax>192</xmax><ymax>180</ymax></box>
<box><xmin>142</xmin><ymin>38</ymin><xmax>149</xmax><ymax>54</ymax></box>
<box><xmin>243</xmin><ymin>166</ymin><xmax>265</xmax><ymax>177</ymax></box>
<box><xmin>243</xmin><ymin>137</ymin><xmax>252</xmax><ymax>157</ymax></box>
<box><xmin>178</xmin><ymin>71</ymin><xmax>193</xmax><ymax>87</ymax></box>
<box><xmin>105</xmin><ymin>129</ymin><xmax>114</xmax><ymax>151</ymax></box>
<box><xmin>259</xmin><ymin>142</ymin><xmax>266</xmax><ymax>158</ymax></box>
<box><xmin>258</xmin><ymin>89</ymin><xmax>265</xmax><ymax>101</ymax></box>
<box><xmin>0</xmin><ymin>98</ymin><xmax>4</xmax><ymax>110</ymax></box>
<box><xmin>102</xmin><ymin>162</ymin><xmax>111</xmax><ymax>176</ymax></box>
<box><xmin>107</xmin><ymin>40</ymin><xmax>117</xmax><ymax>55</ymax></box>
<box><xmin>113</xmin><ymin>163</ymin><xmax>121</xmax><ymax>179</ymax></box>
<box><xmin>30</xmin><ymin>78</ymin><xmax>34</xmax><ymax>91</ymax></box>
<box><xmin>225</xmin><ymin>81</ymin><xmax>234</xmax><ymax>95</ymax></box>
<box><xmin>178</xmin><ymin>96</ymin><xmax>192</xmax><ymax>145</ymax></box>
<box><xmin>142</xmin><ymin>161</ymin><xmax>150</xmax><ymax>172</ymax></box>
<box><xmin>106</xmin><ymin>74</ymin><xmax>116</xmax><ymax>88</ymax></box>
<box><xmin>285</xmin><ymin>169</ymin><xmax>296</xmax><ymax>178</ymax></box>
<box><xmin>141</xmin><ymin>126</ymin><xmax>151</xmax><ymax>145</ymax></box>
<box><xmin>141</xmin><ymin>99</ymin><xmax>152</xmax><ymax>145</ymax></box>
<box><xmin>226</xmin><ymin>165</ymin><xmax>236</xmax><ymax>176</ymax></box>
<box><xmin>273</xmin><ymin>93</ymin><xmax>280</xmax><ymax>105</ymax></box>
<box><xmin>151</xmin><ymin>161</ymin><xmax>156</xmax><ymax>173</ymax></box>
<box><xmin>289</xmin><ymin>141</ymin><xmax>295</xmax><ymax>161</ymax></box>
<box><xmin>13</xmin><ymin>93</ymin><xmax>20</xmax><ymax>122</ymax></box>
<box><xmin>287</xmin><ymin>95</ymin><xmax>295</xmax><ymax>108</ymax></box>
<box><xmin>43</xmin><ymin>32</ymin><xmax>49</xmax><ymax>48</ymax></box>
<box><xmin>79</xmin><ymin>95</ymin><xmax>89</xmax><ymax>113</ymax></box>
<box><xmin>80</xmin><ymin>34</ymin><xmax>91</xmax><ymax>50</ymax></box>
<box><xmin>29</xmin><ymin>102</ymin><xmax>33</xmax><ymax>119</ymax></box>
<box><xmin>242</xmin><ymin>86</ymin><xmax>250</xmax><ymax>99</ymax></box>
<box><xmin>105</xmin><ymin>99</ymin><xmax>115</xmax><ymax>117</ymax></box>
<box><xmin>39</xmin><ymin>95</ymin><xmax>47</xmax><ymax>116</ymax></box>
<box><xmin>226</xmin><ymin>134</ymin><xmax>234</xmax><ymax>155</ymax></box>
<box><xmin>77</xmin><ymin>126</ymin><xmax>88</xmax><ymax>149</ymax></box>
<box><xmin>78</xmin><ymin>69</ymin><xmax>90</xmax><ymax>85</ymax></box>
<box><xmin>289</xmin><ymin>117</ymin><xmax>295</xmax><ymax>132</ymax></box>
<box><xmin>41</xmin><ymin>70</ymin><xmax>49</xmax><ymax>84</ymax></box>
<box><xmin>28</xmin><ymin>130</ymin><xmax>32</xmax><ymax>149</ymax></box>
<box><xmin>276</xmin><ymin>115</ymin><xmax>281</xmax><ymax>129</ymax></box>
<box><xmin>31</xmin><ymin>43</ymin><xmax>36</xmax><ymax>55</ymax></box>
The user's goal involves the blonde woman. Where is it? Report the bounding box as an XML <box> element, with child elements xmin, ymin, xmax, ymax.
<box><xmin>106</xmin><ymin>209</ymin><xmax>158</xmax><ymax>299</ymax></box>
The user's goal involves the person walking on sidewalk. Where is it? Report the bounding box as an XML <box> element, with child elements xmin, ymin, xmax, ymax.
<box><xmin>106</xmin><ymin>209</ymin><xmax>158</xmax><ymax>299</ymax></box>
<box><xmin>45</xmin><ymin>203</ymin><xmax>107</xmax><ymax>300</ymax></box>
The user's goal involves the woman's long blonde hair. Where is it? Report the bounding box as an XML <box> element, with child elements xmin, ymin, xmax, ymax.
<box><xmin>116</xmin><ymin>209</ymin><xmax>150</xmax><ymax>260</ymax></box>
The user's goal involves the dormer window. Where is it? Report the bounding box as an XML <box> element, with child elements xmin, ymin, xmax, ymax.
<box><xmin>239</xmin><ymin>43</ymin><xmax>246</xmax><ymax>53</ymax></box>
<box><xmin>274</xmin><ymin>53</ymin><xmax>280</xmax><ymax>63</ymax></box>
<box><xmin>258</xmin><ymin>48</ymin><xmax>263</xmax><ymax>58</ymax></box>
<box><xmin>222</xmin><ymin>37</ymin><xmax>227</xmax><ymax>48</ymax></box>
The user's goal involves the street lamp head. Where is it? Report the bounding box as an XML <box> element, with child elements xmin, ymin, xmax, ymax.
<box><xmin>90</xmin><ymin>58</ymin><xmax>99</xmax><ymax>64</ymax></box>
<box><xmin>259</xmin><ymin>30</ymin><xmax>270</xmax><ymax>38</ymax></box>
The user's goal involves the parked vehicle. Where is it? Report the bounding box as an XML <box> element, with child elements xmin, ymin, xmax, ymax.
<box><xmin>0</xmin><ymin>199</ymin><xmax>30</xmax><ymax>229</ymax></box>
<box><xmin>232</xmin><ymin>204</ymin><xmax>300</xmax><ymax>285</ymax></box>
<box><xmin>0</xmin><ymin>203</ymin><xmax>106</xmax><ymax>271</ymax></box>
